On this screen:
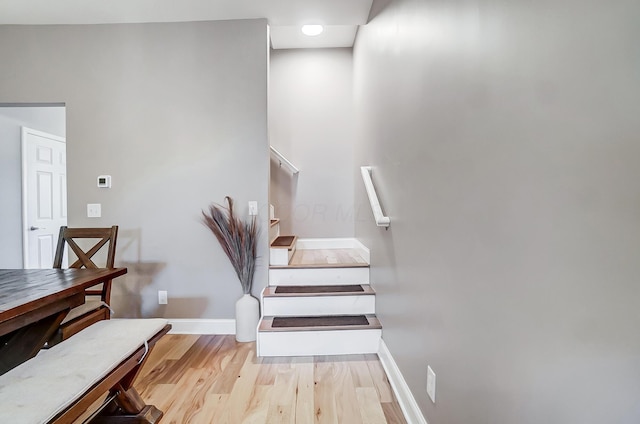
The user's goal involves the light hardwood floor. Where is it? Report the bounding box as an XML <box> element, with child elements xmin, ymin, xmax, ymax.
<box><xmin>286</xmin><ymin>248</ymin><xmax>369</xmax><ymax>268</ymax></box>
<box><xmin>132</xmin><ymin>334</ymin><xmax>407</xmax><ymax>424</ymax></box>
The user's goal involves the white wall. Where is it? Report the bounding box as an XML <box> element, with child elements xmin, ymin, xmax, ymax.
<box><xmin>0</xmin><ymin>20</ymin><xmax>269</xmax><ymax>319</ymax></box>
<box><xmin>354</xmin><ymin>0</ymin><xmax>640</xmax><ymax>423</ymax></box>
<box><xmin>269</xmin><ymin>48</ymin><xmax>355</xmax><ymax>237</ymax></box>
<box><xmin>0</xmin><ymin>106</ymin><xmax>66</xmax><ymax>268</ymax></box>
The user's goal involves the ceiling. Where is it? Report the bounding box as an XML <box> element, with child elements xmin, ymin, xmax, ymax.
<box><xmin>0</xmin><ymin>0</ymin><xmax>373</xmax><ymax>49</ymax></box>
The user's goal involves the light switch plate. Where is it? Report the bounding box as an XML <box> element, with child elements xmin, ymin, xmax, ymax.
<box><xmin>87</xmin><ymin>203</ymin><xmax>101</xmax><ymax>218</ymax></box>
<box><xmin>158</xmin><ymin>290</ymin><xmax>168</xmax><ymax>305</ymax></box>
<box><xmin>248</xmin><ymin>201</ymin><xmax>258</xmax><ymax>216</ymax></box>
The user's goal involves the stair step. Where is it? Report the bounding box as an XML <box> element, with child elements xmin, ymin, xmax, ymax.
<box><xmin>261</xmin><ymin>239</ymin><xmax>376</xmax><ymax>357</ymax></box>
<box><xmin>269</xmin><ymin>266</ymin><xmax>369</xmax><ymax>286</ymax></box>
<box><xmin>270</xmin><ymin>235</ymin><xmax>297</xmax><ymax>266</ymax></box>
<box><xmin>262</xmin><ymin>285</ymin><xmax>376</xmax><ymax>316</ymax></box>
<box><xmin>270</xmin><ymin>218</ymin><xmax>280</xmax><ymax>227</ymax></box>
<box><xmin>257</xmin><ymin>314</ymin><xmax>382</xmax><ymax>357</ymax></box>
<box><xmin>274</xmin><ymin>248</ymin><xmax>368</xmax><ymax>268</ymax></box>
<box><xmin>270</xmin><ymin>235</ymin><xmax>297</xmax><ymax>249</ymax></box>
<box><xmin>259</xmin><ymin>314</ymin><xmax>381</xmax><ymax>332</ymax></box>
<box><xmin>264</xmin><ymin>284</ymin><xmax>374</xmax><ymax>296</ymax></box>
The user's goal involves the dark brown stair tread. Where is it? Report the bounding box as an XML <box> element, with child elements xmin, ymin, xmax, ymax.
<box><xmin>272</xmin><ymin>315</ymin><xmax>369</xmax><ymax>328</ymax></box>
<box><xmin>271</xmin><ymin>235</ymin><xmax>296</xmax><ymax>248</ymax></box>
<box><xmin>263</xmin><ymin>285</ymin><xmax>375</xmax><ymax>297</ymax></box>
<box><xmin>270</xmin><ymin>219</ymin><xmax>280</xmax><ymax>227</ymax></box>
<box><xmin>259</xmin><ymin>315</ymin><xmax>381</xmax><ymax>332</ymax></box>
<box><xmin>275</xmin><ymin>285</ymin><xmax>364</xmax><ymax>294</ymax></box>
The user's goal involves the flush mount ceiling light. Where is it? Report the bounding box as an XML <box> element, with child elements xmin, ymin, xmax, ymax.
<box><xmin>301</xmin><ymin>24</ymin><xmax>324</xmax><ymax>36</ymax></box>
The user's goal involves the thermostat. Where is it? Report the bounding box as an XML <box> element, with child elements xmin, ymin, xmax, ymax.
<box><xmin>97</xmin><ymin>175</ymin><xmax>111</xmax><ymax>188</ymax></box>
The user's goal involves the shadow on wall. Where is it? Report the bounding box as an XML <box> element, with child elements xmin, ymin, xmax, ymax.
<box><xmin>112</xmin><ymin>261</ymin><xmax>210</xmax><ymax>319</ymax></box>
<box><xmin>110</xmin><ymin>228</ymin><xmax>211</xmax><ymax>318</ymax></box>
<box><xmin>156</xmin><ymin>297</ymin><xmax>210</xmax><ymax>319</ymax></box>
<box><xmin>112</xmin><ymin>261</ymin><xmax>166</xmax><ymax>318</ymax></box>
<box><xmin>117</xmin><ymin>228</ymin><xmax>143</xmax><ymax>263</ymax></box>
<box><xmin>109</xmin><ymin>228</ymin><xmax>170</xmax><ymax>318</ymax></box>
<box><xmin>367</xmin><ymin>0</ymin><xmax>392</xmax><ymax>22</ymax></box>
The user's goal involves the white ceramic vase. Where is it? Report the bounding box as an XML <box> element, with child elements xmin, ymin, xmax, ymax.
<box><xmin>235</xmin><ymin>293</ymin><xmax>259</xmax><ymax>342</ymax></box>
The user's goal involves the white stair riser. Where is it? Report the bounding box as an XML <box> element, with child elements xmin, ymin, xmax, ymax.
<box><xmin>258</xmin><ymin>329</ymin><xmax>381</xmax><ymax>356</ymax></box>
<box><xmin>269</xmin><ymin>247</ymin><xmax>294</xmax><ymax>266</ymax></box>
<box><xmin>269</xmin><ymin>267</ymin><xmax>369</xmax><ymax>286</ymax></box>
<box><xmin>263</xmin><ymin>295</ymin><xmax>375</xmax><ymax>316</ymax></box>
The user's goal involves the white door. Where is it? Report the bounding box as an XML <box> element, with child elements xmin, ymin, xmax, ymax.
<box><xmin>22</xmin><ymin>127</ymin><xmax>67</xmax><ymax>269</ymax></box>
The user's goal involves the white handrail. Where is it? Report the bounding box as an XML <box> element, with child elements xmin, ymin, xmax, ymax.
<box><xmin>270</xmin><ymin>146</ymin><xmax>299</xmax><ymax>174</ymax></box>
<box><xmin>361</xmin><ymin>166</ymin><xmax>390</xmax><ymax>227</ymax></box>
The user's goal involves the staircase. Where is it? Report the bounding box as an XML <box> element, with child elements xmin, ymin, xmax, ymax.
<box><xmin>257</xmin><ymin>222</ymin><xmax>382</xmax><ymax>356</ymax></box>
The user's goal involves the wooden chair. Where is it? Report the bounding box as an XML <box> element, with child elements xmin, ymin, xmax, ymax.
<box><xmin>47</xmin><ymin>226</ymin><xmax>119</xmax><ymax>346</ymax></box>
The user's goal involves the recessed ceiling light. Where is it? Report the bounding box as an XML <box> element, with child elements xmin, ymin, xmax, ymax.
<box><xmin>301</xmin><ymin>25</ymin><xmax>324</xmax><ymax>36</ymax></box>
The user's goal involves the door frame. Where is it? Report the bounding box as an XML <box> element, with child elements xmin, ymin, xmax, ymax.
<box><xmin>21</xmin><ymin>126</ymin><xmax>67</xmax><ymax>268</ymax></box>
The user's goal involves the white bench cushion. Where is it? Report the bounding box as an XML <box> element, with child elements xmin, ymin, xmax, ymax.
<box><xmin>0</xmin><ymin>318</ymin><xmax>168</xmax><ymax>424</ymax></box>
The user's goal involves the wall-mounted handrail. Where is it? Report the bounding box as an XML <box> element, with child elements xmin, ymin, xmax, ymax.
<box><xmin>270</xmin><ymin>146</ymin><xmax>299</xmax><ymax>174</ymax></box>
<box><xmin>361</xmin><ymin>166</ymin><xmax>390</xmax><ymax>227</ymax></box>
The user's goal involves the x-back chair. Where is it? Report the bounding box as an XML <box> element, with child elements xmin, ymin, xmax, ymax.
<box><xmin>47</xmin><ymin>225</ymin><xmax>119</xmax><ymax>347</ymax></box>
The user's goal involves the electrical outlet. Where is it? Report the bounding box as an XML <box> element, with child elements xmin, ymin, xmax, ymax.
<box><xmin>158</xmin><ymin>290</ymin><xmax>168</xmax><ymax>305</ymax></box>
<box><xmin>427</xmin><ymin>366</ymin><xmax>436</xmax><ymax>403</ymax></box>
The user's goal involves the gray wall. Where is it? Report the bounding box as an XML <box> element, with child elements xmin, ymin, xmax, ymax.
<box><xmin>0</xmin><ymin>20</ymin><xmax>269</xmax><ymax>319</ymax></box>
<box><xmin>0</xmin><ymin>106</ymin><xmax>66</xmax><ymax>268</ymax></box>
<box><xmin>269</xmin><ymin>48</ymin><xmax>355</xmax><ymax>237</ymax></box>
<box><xmin>353</xmin><ymin>0</ymin><xmax>640</xmax><ymax>423</ymax></box>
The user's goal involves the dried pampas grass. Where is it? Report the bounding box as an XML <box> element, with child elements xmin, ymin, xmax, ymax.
<box><xmin>201</xmin><ymin>196</ymin><xmax>258</xmax><ymax>294</ymax></box>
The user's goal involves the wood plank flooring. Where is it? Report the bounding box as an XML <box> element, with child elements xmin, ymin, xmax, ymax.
<box><xmin>272</xmin><ymin>248</ymin><xmax>369</xmax><ymax>269</ymax></box>
<box><xmin>132</xmin><ymin>334</ymin><xmax>407</xmax><ymax>424</ymax></box>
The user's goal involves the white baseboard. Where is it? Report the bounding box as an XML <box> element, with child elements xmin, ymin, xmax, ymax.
<box><xmin>352</xmin><ymin>238</ymin><xmax>371</xmax><ymax>263</ymax></box>
<box><xmin>168</xmin><ymin>319</ymin><xmax>235</xmax><ymax>335</ymax></box>
<box><xmin>295</xmin><ymin>237</ymin><xmax>370</xmax><ymax>264</ymax></box>
<box><xmin>296</xmin><ymin>237</ymin><xmax>359</xmax><ymax>250</ymax></box>
<box><xmin>378</xmin><ymin>340</ymin><xmax>428</xmax><ymax>424</ymax></box>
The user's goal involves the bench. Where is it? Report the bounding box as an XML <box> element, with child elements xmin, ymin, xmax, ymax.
<box><xmin>0</xmin><ymin>318</ymin><xmax>170</xmax><ymax>424</ymax></box>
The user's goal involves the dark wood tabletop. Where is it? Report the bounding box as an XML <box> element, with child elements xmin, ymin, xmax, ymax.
<box><xmin>0</xmin><ymin>268</ymin><xmax>127</xmax><ymax>374</ymax></box>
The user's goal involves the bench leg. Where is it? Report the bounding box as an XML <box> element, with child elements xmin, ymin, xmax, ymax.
<box><xmin>91</xmin><ymin>387</ymin><xmax>163</xmax><ymax>424</ymax></box>
<box><xmin>115</xmin><ymin>385</ymin><xmax>146</xmax><ymax>412</ymax></box>
<box><xmin>90</xmin><ymin>333</ymin><xmax>165</xmax><ymax>424</ymax></box>
<box><xmin>90</xmin><ymin>405</ymin><xmax>163</xmax><ymax>424</ymax></box>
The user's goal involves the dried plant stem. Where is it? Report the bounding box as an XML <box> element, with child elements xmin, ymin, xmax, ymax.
<box><xmin>201</xmin><ymin>197</ymin><xmax>258</xmax><ymax>294</ymax></box>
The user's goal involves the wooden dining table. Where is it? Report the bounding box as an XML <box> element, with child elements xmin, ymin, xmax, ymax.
<box><xmin>0</xmin><ymin>268</ymin><xmax>127</xmax><ymax>375</ymax></box>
